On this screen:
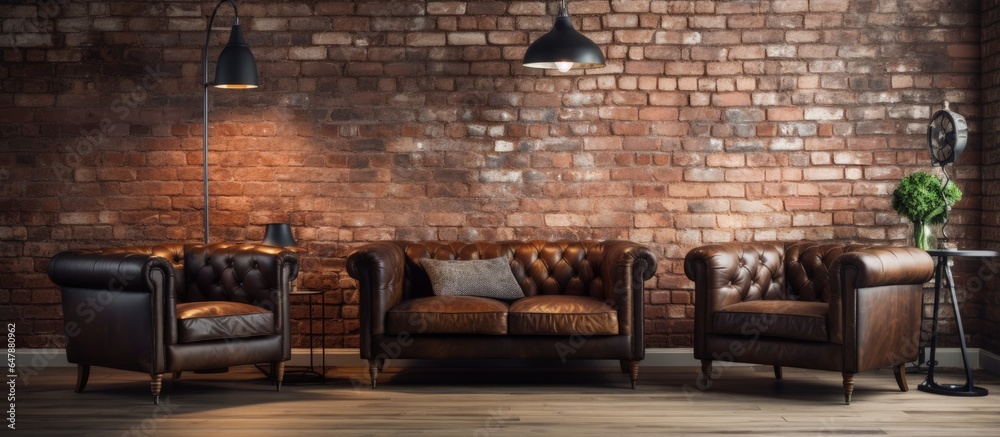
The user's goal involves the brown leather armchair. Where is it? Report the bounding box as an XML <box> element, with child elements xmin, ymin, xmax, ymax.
<box><xmin>347</xmin><ymin>240</ymin><xmax>657</xmax><ymax>388</ymax></box>
<box><xmin>47</xmin><ymin>243</ymin><xmax>299</xmax><ymax>404</ymax></box>
<box><xmin>684</xmin><ymin>242</ymin><xmax>934</xmax><ymax>404</ymax></box>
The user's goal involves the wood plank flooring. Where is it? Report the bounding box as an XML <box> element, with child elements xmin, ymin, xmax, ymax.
<box><xmin>11</xmin><ymin>363</ymin><xmax>1000</xmax><ymax>436</ymax></box>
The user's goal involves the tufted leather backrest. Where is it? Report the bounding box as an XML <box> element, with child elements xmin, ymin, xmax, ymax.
<box><xmin>725</xmin><ymin>242</ymin><xmax>786</xmax><ymax>303</ymax></box>
<box><xmin>685</xmin><ymin>241</ymin><xmax>878</xmax><ymax>306</ymax></box>
<box><xmin>402</xmin><ymin>240</ymin><xmax>605</xmax><ymax>300</ymax></box>
<box><xmin>784</xmin><ymin>242</ymin><xmax>869</xmax><ymax>302</ymax></box>
<box><xmin>508</xmin><ymin>240</ymin><xmax>603</xmax><ymax>298</ymax></box>
<box><xmin>182</xmin><ymin>243</ymin><xmax>287</xmax><ymax>305</ymax></box>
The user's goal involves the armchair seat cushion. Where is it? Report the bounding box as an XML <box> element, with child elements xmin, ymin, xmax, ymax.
<box><xmin>509</xmin><ymin>295</ymin><xmax>619</xmax><ymax>335</ymax></box>
<box><xmin>387</xmin><ymin>296</ymin><xmax>509</xmax><ymax>335</ymax></box>
<box><xmin>714</xmin><ymin>300</ymin><xmax>828</xmax><ymax>342</ymax></box>
<box><xmin>176</xmin><ymin>301</ymin><xmax>275</xmax><ymax>343</ymax></box>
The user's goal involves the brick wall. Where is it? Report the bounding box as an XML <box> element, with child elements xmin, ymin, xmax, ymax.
<box><xmin>982</xmin><ymin>0</ymin><xmax>1000</xmax><ymax>356</ymax></box>
<box><xmin>0</xmin><ymin>0</ymin><xmax>986</xmax><ymax>350</ymax></box>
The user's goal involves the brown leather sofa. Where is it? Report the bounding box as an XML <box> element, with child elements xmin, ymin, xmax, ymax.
<box><xmin>346</xmin><ymin>240</ymin><xmax>657</xmax><ymax>388</ymax></box>
<box><xmin>47</xmin><ymin>243</ymin><xmax>299</xmax><ymax>404</ymax></box>
<box><xmin>684</xmin><ymin>242</ymin><xmax>934</xmax><ymax>404</ymax></box>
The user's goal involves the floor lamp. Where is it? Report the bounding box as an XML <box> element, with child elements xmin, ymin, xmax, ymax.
<box><xmin>202</xmin><ymin>0</ymin><xmax>257</xmax><ymax>243</ymax></box>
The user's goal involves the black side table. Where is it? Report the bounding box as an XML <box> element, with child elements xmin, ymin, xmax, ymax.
<box><xmin>919</xmin><ymin>249</ymin><xmax>996</xmax><ymax>397</ymax></box>
<box><xmin>285</xmin><ymin>288</ymin><xmax>328</xmax><ymax>383</ymax></box>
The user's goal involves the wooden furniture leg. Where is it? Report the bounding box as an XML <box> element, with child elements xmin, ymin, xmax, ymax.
<box><xmin>700</xmin><ymin>359</ymin><xmax>713</xmax><ymax>388</ymax></box>
<box><xmin>274</xmin><ymin>361</ymin><xmax>285</xmax><ymax>391</ymax></box>
<box><xmin>368</xmin><ymin>358</ymin><xmax>383</xmax><ymax>389</ymax></box>
<box><xmin>151</xmin><ymin>374</ymin><xmax>164</xmax><ymax>405</ymax></box>
<box><xmin>75</xmin><ymin>364</ymin><xmax>90</xmax><ymax>393</ymax></box>
<box><xmin>842</xmin><ymin>373</ymin><xmax>855</xmax><ymax>405</ymax></box>
<box><xmin>893</xmin><ymin>363</ymin><xmax>908</xmax><ymax>392</ymax></box>
<box><xmin>626</xmin><ymin>360</ymin><xmax>639</xmax><ymax>389</ymax></box>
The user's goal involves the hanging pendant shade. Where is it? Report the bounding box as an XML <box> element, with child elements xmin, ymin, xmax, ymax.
<box><xmin>523</xmin><ymin>2</ymin><xmax>605</xmax><ymax>71</ymax></box>
<box><xmin>213</xmin><ymin>24</ymin><xmax>258</xmax><ymax>89</ymax></box>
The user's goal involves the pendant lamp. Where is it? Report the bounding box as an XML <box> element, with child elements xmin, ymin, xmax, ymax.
<box><xmin>523</xmin><ymin>0</ymin><xmax>605</xmax><ymax>72</ymax></box>
<box><xmin>201</xmin><ymin>0</ymin><xmax>258</xmax><ymax>243</ymax></box>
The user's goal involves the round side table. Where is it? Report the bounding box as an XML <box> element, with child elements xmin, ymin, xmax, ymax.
<box><xmin>918</xmin><ymin>249</ymin><xmax>997</xmax><ymax>397</ymax></box>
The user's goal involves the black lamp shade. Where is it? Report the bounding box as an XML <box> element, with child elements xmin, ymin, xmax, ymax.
<box><xmin>214</xmin><ymin>24</ymin><xmax>258</xmax><ymax>89</ymax></box>
<box><xmin>523</xmin><ymin>15</ymin><xmax>605</xmax><ymax>71</ymax></box>
<box><xmin>262</xmin><ymin>223</ymin><xmax>297</xmax><ymax>248</ymax></box>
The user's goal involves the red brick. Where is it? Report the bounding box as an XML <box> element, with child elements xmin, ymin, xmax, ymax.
<box><xmin>649</xmin><ymin>92</ymin><xmax>687</xmax><ymax>106</ymax></box>
<box><xmin>665</xmin><ymin>61</ymin><xmax>705</xmax><ymax>75</ymax></box>
<box><xmin>792</xmin><ymin>212</ymin><xmax>833</xmax><ymax>226</ymax></box>
<box><xmin>0</xmin><ymin>0</ymin><xmax>990</xmax><ymax>353</ymax></box>
<box><xmin>767</xmin><ymin>107</ymin><xmax>804</xmax><ymax>121</ymax></box>
<box><xmin>14</xmin><ymin>94</ymin><xmax>55</xmax><ymax>107</ymax></box>
<box><xmin>571</xmin><ymin>1</ymin><xmax>612</xmax><ymax>14</ymax></box>
<box><xmin>425</xmin><ymin>2</ymin><xmax>464</xmax><ymax>15</ymax></box>
<box><xmin>706</xmin><ymin>154</ymin><xmax>745</xmax><ymax>168</ymax></box>
<box><xmin>784</xmin><ymin>197</ymin><xmax>820</xmax><ymax>210</ymax></box>
<box><xmin>448</xmin><ymin>32</ymin><xmax>486</xmax><ymax>45</ymax></box>
<box><xmin>599</xmin><ymin>107</ymin><xmax>638</xmax><ymax>120</ymax></box>
<box><xmin>639</xmin><ymin>107</ymin><xmax>678</xmax><ymax>121</ymax></box>
<box><xmin>711</xmin><ymin>92</ymin><xmax>751</xmax><ymax>107</ymax></box>
<box><xmin>608</xmin><ymin>122</ymin><xmax>645</xmax><ymax>135</ymax></box>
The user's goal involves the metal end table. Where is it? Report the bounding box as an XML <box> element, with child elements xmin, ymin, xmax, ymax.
<box><xmin>918</xmin><ymin>249</ymin><xmax>996</xmax><ymax>397</ymax></box>
<box><xmin>284</xmin><ymin>288</ymin><xmax>328</xmax><ymax>383</ymax></box>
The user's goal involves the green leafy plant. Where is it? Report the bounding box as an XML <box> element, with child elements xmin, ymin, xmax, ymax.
<box><xmin>891</xmin><ymin>171</ymin><xmax>962</xmax><ymax>249</ymax></box>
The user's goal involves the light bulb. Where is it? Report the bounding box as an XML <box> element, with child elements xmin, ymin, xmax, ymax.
<box><xmin>555</xmin><ymin>61</ymin><xmax>574</xmax><ymax>72</ymax></box>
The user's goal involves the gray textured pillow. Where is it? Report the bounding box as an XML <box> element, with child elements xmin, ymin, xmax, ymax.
<box><xmin>419</xmin><ymin>257</ymin><xmax>525</xmax><ymax>300</ymax></box>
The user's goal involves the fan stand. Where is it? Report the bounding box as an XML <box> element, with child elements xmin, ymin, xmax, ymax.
<box><xmin>912</xmin><ymin>101</ymin><xmax>993</xmax><ymax>398</ymax></box>
<box><xmin>936</xmin><ymin>165</ymin><xmax>957</xmax><ymax>250</ymax></box>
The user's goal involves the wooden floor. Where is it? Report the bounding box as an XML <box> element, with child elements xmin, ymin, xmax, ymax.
<box><xmin>12</xmin><ymin>363</ymin><xmax>1000</xmax><ymax>436</ymax></box>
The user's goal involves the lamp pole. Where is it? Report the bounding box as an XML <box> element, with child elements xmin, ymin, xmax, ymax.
<box><xmin>203</xmin><ymin>46</ymin><xmax>211</xmax><ymax>244</ymax></box>
<box><xmin>201</xmin><ymin>0</ymin><xmax>256</xmax><ymax>244</ymax></box>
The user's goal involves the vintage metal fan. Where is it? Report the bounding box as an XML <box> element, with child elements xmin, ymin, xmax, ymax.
<box><xmin>926</xmin><ymin>102</ymin><xmax>967</xmax><ymax>249</ymax></box>
<box><xmin>926</xmin><ymin>102</ymin><xmax>967</xmax><ymax>166</ymax></box>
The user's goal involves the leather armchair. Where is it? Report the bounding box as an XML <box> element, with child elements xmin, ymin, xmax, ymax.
<box><xmin>684</xmin><ymin>242</ymin><xmax>933</xmax><ymax>404</ymax></box>
<box><xmin>47</xmin><ymin>243</ymin><xmax>299</xmax><ymax>404</ymax></box>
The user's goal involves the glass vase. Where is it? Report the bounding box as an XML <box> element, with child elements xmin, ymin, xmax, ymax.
<box><xmin>912</xmin><ymin>222</ymin><xmax>935</xmax><ymax>250</ymax></box>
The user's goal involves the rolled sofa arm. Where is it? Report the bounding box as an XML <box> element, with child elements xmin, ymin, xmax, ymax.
<box><xmin>346</xmin><ymin>241</ymin><xmax>408</xmax><ymax>358</ymax></box>
<box><xmin>48</xmin><ymin>249</ymin><xmax>177</xmax><ymax>293</ymax></box>
<box><xmin>829</xmin><ymin>246</ymin><xmax>934</xmax><ymax>289</ymax></box>
<box><xmin>827</xmin><ymin>246</ymin><xmax>934</xmax><ymax>348</ymax></box>
<box><xmin>600</xmin><ymin>241</ymin><xmax>657</xmax><ymax>342</ymax></box>
<box><xmin>48</xmin><ymin>248</ymin><xmax>177</xmax><ymax>374</ymax></box>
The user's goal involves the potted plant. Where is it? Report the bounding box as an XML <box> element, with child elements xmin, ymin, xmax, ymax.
<box><xmin>891</xmin><ymin>171</ymin><xmax>962</xmax><ymax>250</ymax></box>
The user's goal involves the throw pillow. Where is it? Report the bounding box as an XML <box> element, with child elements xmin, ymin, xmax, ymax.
<box><xmin>419</xmin><ymin>257</ymin><xmax>525</xmax><ymax>300</ymax></box>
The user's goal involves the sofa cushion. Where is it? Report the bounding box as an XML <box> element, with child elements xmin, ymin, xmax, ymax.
<box><xmin>713</xmin><ymin>300</ymin><xmax>828</xmax><ymax>342</ymax></box>
<box><xmin>387</xmin><ymin>296</ymin><xmax>509</xmax><ymax>335</ymax></box>
<box><xmin>176</xmin><ymin>301</ymin><xmax>274</xmax><ymax>343</ymax></box>
<box><xmin>508</xmin><ymin>295</ymin><xmax>618</xmax><ymax>335</ymax></box>
<box><xmin>419</xmin><ymin>257</ymin><xmax>525</xmax><ymax>300</ymax></box>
